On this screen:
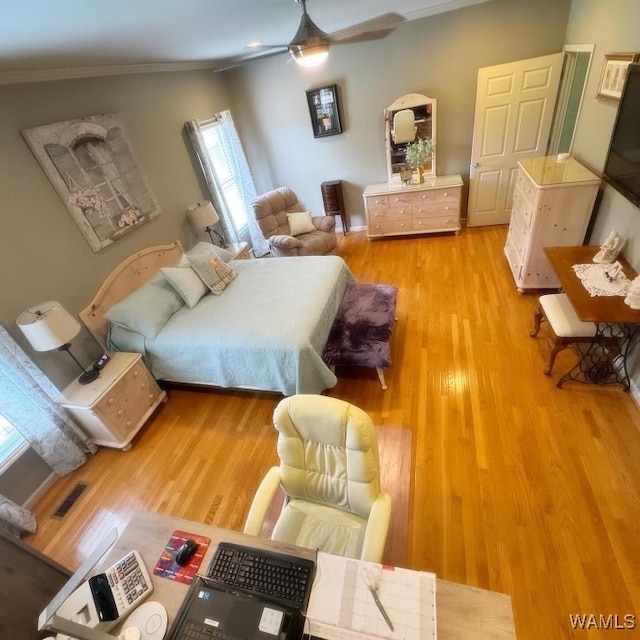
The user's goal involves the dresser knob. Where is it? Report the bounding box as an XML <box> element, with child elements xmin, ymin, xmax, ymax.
<box><xmin>126</xmin><ymin>421</ymin><xmax>132</xmax><ymax>427</ymax></box>
<box><xmin>148</xmin><ymin>393</ymin><xmax>154</xmax><ymax>400</ymax></box>
<box><xmin>108</xmin><ymin>398</ymin><xmax>115</xmax><ymax>405</ymax></box>
<box><xmin>443</xmin><ymin>192</ymin><xmax>448</xmax><ymax>197</ymax></box>
<box><xmin>117</xmin><ymin>409</ymin><xmax>124</xmax><ymax>417</ymax></box>
<box><xmin>133</xmin><ymin>370</ymin><xmax>139</xmax><ymax>377</ymax></box>
<box><xmin>445</xmin><ymin>206</ymin><xmax>450</xmax><ymax>211</ymax></box>
<box><xmin>141</xmin><ymin>381</ymin><xmax>147</xmax><ymax>388</ymax></box>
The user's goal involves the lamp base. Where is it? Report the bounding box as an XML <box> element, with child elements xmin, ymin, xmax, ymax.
<box><xmin>206</xmin><ymin>226</ymin><xmax>225</xmax><ymax>247</ymax></box>
<box><xmin>78</xmin><ymin>369</ymin><xmax>100</xmax><ymax>385</ymax></box>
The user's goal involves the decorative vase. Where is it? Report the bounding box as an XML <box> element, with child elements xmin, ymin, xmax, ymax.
<box><xmin>415</xmin><ymin>166</ymin><xmax>424</xmax><ymax>184</ymax></box>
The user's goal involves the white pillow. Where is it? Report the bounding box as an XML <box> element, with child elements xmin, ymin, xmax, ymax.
<box><xmin>286</xmin><ymin>211</ymin><xmax>315</xmax><ymax>236</ymax></box>
<box><xmin>161</xmin><ymin>254</ymin><xmax>208</xmax><ymax>308</ymax></box>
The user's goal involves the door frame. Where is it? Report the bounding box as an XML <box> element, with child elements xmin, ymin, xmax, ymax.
<box><xmin>547</xmin><ymin>44</ymin><xmax>595</xmax><ymax>156</ymax></box>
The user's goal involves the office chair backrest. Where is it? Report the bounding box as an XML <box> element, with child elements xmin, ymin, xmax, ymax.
<box><xmin>273</xmin><ymin>395</ymin><xmax>382</xmax><ymax>519</ymax></box>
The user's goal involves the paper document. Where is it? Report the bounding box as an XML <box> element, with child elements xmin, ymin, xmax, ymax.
<box><xmin>307</xmin><ymin>554</ymin><xmax>436</xmax><ymax>640</ymax></box>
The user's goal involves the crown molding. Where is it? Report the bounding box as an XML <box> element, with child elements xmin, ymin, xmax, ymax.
<box><xmin>403</xmin><ymin>0</ymin><xmax>491</xmax><ymax>21</ymax></box>
<box><xmin>0</xmin><ymin>59</ymin><xmax>219</xmax><ymax>86</ymax></box>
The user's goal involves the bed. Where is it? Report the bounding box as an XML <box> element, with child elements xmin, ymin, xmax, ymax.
<box><xmin>80</xmin><ymin>241</ymin><xmax>353</xmax><ymax>396</ymax></box>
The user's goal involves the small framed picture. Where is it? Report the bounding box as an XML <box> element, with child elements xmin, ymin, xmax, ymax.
<box><xmin>597</xmin><ymin>53</ymin><xmax>640</xmax><ymax>102</ymax></box>
<box><xmin>306</xmin><ymin>84</ymin><xmax>342</xmax><ymax>138</ymax></box>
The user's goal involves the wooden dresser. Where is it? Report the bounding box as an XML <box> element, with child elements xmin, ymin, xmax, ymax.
<box><xmin>504</xmin><ymin>156</ymin><xmax>600</xmax><ymax>291</ymax></box>
<box><xmin>363</xmin><ymin>175</ymin><xmax>463</xmax><ymax>238</ymax></box>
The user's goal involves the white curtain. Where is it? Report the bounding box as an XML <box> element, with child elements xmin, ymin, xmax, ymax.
<box><xmin>0</xmin><ymin>325</ymin><xmax>96</xmax><ymax>476</ymax></box>
<box><xmin>184</xmin><ymin>113</ymin><xmax>270</xmax><ymax>257</ymax></box>
<box><xmin>0</xmin><ymin>494</ymin><xmax>36</xmax><ymax>538</ymax></box>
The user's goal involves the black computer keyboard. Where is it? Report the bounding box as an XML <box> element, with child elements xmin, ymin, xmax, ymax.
<box><xmin>206</xmin><ymin>543</ymin><xmax>315</xmax><ymax>611</ymax></box>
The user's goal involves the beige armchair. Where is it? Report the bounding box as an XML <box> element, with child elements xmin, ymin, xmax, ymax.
<box><xmin>251</xmin><ymin>187</ymin><xmax>337</xmax><ymax>257</ymax></box>
<box><xmin>243</xmin><ymin>394</ymin><xmax>392</xmax><ymax>562</ymax></box>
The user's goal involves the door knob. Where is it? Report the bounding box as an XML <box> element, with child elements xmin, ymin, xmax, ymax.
<box><xmin>472</xmin><ymin>162</ymin><xmax>479</xmax><ymax>168</ymax></box>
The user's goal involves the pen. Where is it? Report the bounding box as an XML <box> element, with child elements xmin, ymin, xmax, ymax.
<box><xmin>366</xmin><ymin>583</ymin><xmax>394</xmax><ymax>632</ymax></box>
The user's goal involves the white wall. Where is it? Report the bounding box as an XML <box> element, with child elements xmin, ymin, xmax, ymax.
<box><xmin>224</xmin><ymin>0</ymin><xmax>571</xmax><ymax>229</ymax></box>
<box><xmin>566</xmin><ymin>0</ymin><xmax>640</xmax><ymax>264</ymax></box>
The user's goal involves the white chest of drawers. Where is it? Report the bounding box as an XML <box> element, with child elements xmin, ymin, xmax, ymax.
<box><xmin>56</xmin><ymin>352</ymin><xmax>166</xmax><ymax>450</ymax></box>
<box><xmin>504</xmin><ymin>156</ymin><xmax>600</xmax><ymax>291</ymax></box>
<box><xmin>363</xmin><ymin>175</ymin><xmax>463</xmax><ymax>238</ymax></box>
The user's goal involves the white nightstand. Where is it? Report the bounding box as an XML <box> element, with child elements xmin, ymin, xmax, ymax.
<box><xmin>224</xmin><ymin>241</ymin><xmax>251</xmax><ymax>260</ymax></box>
<box><xmin>56</xmin><ymin>352</ymin><xmax>166</xmax><ymax>451</ymax></box>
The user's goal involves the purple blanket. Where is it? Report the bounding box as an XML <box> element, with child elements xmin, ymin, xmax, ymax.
<box><xmin>323</xmin><ymin>283</ymin><xmax>398</xmax><ymax>368</ymax></box>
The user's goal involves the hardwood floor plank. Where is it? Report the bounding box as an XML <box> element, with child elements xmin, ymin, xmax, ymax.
<box><xmin>26</xmin><ymin>226</ymin><xmax>640</xmax><ymax>640</ymax></box>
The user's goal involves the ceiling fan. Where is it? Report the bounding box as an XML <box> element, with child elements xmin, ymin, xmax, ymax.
<box><xmin>215</xmin><ymin>0</ymin><xmax>404</xmax><ymax>71</ymax></box>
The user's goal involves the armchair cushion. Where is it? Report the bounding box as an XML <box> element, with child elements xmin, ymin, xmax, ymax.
<box><xmin>287</xmin><ymin>211</ymin><xmax>315</xmax><ymax>236</ymax></box>
<box><xmin>272</xmin><ymin>499</ymin><xmax>368</xmax><ymax>559</ymax></box>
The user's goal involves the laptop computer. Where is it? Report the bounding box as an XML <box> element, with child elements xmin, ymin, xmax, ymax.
<box><xmin>165</xmin><ymin>543</ymin><xmax>314</xmax><ymax>640</ymax></box>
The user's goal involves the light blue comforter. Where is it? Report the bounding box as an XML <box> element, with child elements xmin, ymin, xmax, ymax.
<box><xmin>109</xmin><ymin>255</ymin><xmax>353</xmax><ymax>395</ymax></box>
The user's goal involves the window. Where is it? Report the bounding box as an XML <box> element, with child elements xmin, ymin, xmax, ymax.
<box><xmin>199</xmin><ymin>112</ymin><xmax>258</xmax><ymax>241</ymax></box>
<box><xmin>0</xmin><ymin>414</ymin><xmax>27</xmax><ymax>472</ymax></box>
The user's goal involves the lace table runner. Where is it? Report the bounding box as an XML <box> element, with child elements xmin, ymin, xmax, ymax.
<box><xmin>572</xmin><ymin>263</ymin><xmax>630</xmax><ymax>297</ymax></box>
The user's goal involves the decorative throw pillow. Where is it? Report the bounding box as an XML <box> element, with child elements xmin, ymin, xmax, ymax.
<box><xmin>189</xmin><ymin>256</ymin><xmax>237</xmax><ymax>296</ymax></box>
<box><xmin>161</xmin><ymin>254</ymin><xmax>208</xmax><ymax>308</ymax></box>
<box><xmin>105</xmin><ymin>272</ymin><xmax>183</xmax><ymax>339</ymax></box>
<box><xmin>286</xmin><ymin>211</ymin><xmax>315</xmax><ymax>236</ymax></box>
<box><xmin>186</xmin><ymin>241</ymin><xmax>235</xmax><ymax>264</ymax></box>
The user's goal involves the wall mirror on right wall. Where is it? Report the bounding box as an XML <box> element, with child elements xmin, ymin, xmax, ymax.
<box><xmin>384</xmin><ymin>93</ymin><xmax>437</xmax><ymax>182</ymax></box>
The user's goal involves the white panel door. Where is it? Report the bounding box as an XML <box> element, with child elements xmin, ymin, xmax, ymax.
<box><xmin>467</xmin><ymin>53</ymin><xmax>564</xmax><ymax>227</ymax></box>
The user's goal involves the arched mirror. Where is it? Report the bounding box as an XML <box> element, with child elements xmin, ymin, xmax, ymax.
<box><xmin>385</xmin><ymin>93</ymin><xmax>437</xmax><ymax>182</ymax></box>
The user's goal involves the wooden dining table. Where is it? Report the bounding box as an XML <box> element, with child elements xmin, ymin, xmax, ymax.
<box><xmin>544</xmin><ymin>245</ymin><xmax>640</xmax><ymax>389</ymax></box>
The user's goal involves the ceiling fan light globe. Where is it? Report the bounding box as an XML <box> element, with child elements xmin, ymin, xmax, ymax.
<box><xmin>290</xmin><ymin>44</ymin><xmax>329</xmax><ymax>66</ymax></box>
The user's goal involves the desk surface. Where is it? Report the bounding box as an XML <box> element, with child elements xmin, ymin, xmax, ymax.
<box><xmin>101</xmin><ymin>511</ymin><xmax>515</xmax><ymax>640</ymax></box>
<box><xmin>545</xmin><ymin>245</ymin><xmax>640</xmax><ymax>323</ymax></box>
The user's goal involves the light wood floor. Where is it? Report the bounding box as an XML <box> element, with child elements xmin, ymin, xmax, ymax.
<box><xmin>28</xmin><ymin>227</ymin><xmax>640</xmax><ymax>639</ymax></box>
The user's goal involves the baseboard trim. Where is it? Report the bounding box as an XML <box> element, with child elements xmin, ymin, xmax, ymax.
<box><xmin>23</xmin><ymin>472</ymin><xmax>58</xmax><ymax>510</ymax></box>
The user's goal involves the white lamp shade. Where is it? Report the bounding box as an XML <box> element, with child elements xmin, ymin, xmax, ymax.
<box><xmin>187</xmin><ymin>201</ymin><xmax>219</xmax><ymax>229</ymax></box>
<box><xmin>16</xmin><ymin>301</ymin><xmax>81</xmax><ymax>351</ymax></box>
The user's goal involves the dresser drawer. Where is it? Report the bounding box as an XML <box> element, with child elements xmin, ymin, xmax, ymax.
<box><xmin>96</xmin><ymin>361</ymin><xmax>142</xmax><ymax>416</ymax></box>
<box><xmin>369</xmin><ymin>218</ymin><xmax>413</xmax><ymax>235</ymax></box>
<box><xmin>107</xmin><ymin>380</ymin><xmax>162</xmax><ymax>438</ymax></box>
<box><xmin>412</xmin><ymin>216</ymin><xmax>459</xmax><ymax>232</ymax></box>
<box><xmin>369</xmin><ymin>206</ymin><xmax>412</xmax><ymax>221</ymax></box>
<box><xmin>512</xmin><ymin>188</ymin><xmax>534</xmax><ymax>229</ymax></box>
<box><xmin>435</xmin><ymin>187</ymin><xmax>460</xmax><ymax>203</ymax></box>
<box><xmin>95</xmin><ymin>361</ymin><xmax>149</xmax><ymax>416</ymax></box>
<box><xmin>366</xmin><ymin>195</ymin><xmax>389</xmax><ymax>210</ymax></box>
<box><xmin>516</xmin><ymin>171</ymin><xmax>536</xmax><ymax>204</ymax></box>
<box><xmin>413</xmin><ymin>202</ymin><xmax>458</xmax><ymax>218</ymax></box>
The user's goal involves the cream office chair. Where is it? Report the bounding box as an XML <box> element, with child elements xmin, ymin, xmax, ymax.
<box><xmin>244</xmin><ymin>395</ymin><xmax>392</xmax><ymax>563</ymax></box>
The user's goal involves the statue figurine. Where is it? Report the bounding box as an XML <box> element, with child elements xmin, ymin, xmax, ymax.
<box><xmin>593</xmin><ymin>231</ymin><xmax>624</xmax><ymax>264</ymax></box>
<box><xmin>625</xmin><ymin>275</ymin><xmax>640</xmax><ymax>310</ymax></box>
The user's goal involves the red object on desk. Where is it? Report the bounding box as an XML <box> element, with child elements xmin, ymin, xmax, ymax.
<box><xmin>153</xmin><ymin>529</ymin><xmax>210</xmax><ymax>585</ymax></box>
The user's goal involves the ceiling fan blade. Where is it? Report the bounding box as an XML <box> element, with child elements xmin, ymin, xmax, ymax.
<box><xmin>328</xmin><ymin>12</ymin><xmax>404</xmax><ymax>44</ymax></box>
<box><xmin>214</xmin><ymin>46</ymin><xmax>289</xmax><ymax>72</ymax></box>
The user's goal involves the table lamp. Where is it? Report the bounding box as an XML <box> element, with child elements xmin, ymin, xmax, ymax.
<box><xmin>187</xmin><ymin>201</ymin><xmax>224</xmax><ymax>246</ymax></box>
<box><xmin>17</xmin><ymin>301</ymin><xmax>99</xmax><ymax>385</ymax></box>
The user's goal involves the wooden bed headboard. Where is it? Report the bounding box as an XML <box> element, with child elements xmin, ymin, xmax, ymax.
<box><xmin>80</xmin><ymin>241</ymin><xmax>184</xmax><ymax>348</ymax></box>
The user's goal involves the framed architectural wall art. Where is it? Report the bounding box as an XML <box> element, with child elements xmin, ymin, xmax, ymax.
<box><xmin>306</xmin><ymin>84</ymin><xmax>342</xmax><ymax>138</ymax></box>
<box><xmin>22</xmin><ymin>113</ymin><xmax>161</xmax><ymax>252</ymax></box>
<box><xmin>596</xmin><ymin>53</ymin><xmax>640</xmax><ymax>102</ymax></box>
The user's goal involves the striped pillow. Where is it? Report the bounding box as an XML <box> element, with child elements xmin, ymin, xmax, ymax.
<box><xmin>189</xmin><ymin>256</ymin><xmax>237</xmax><ymax>295</ymax></box>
